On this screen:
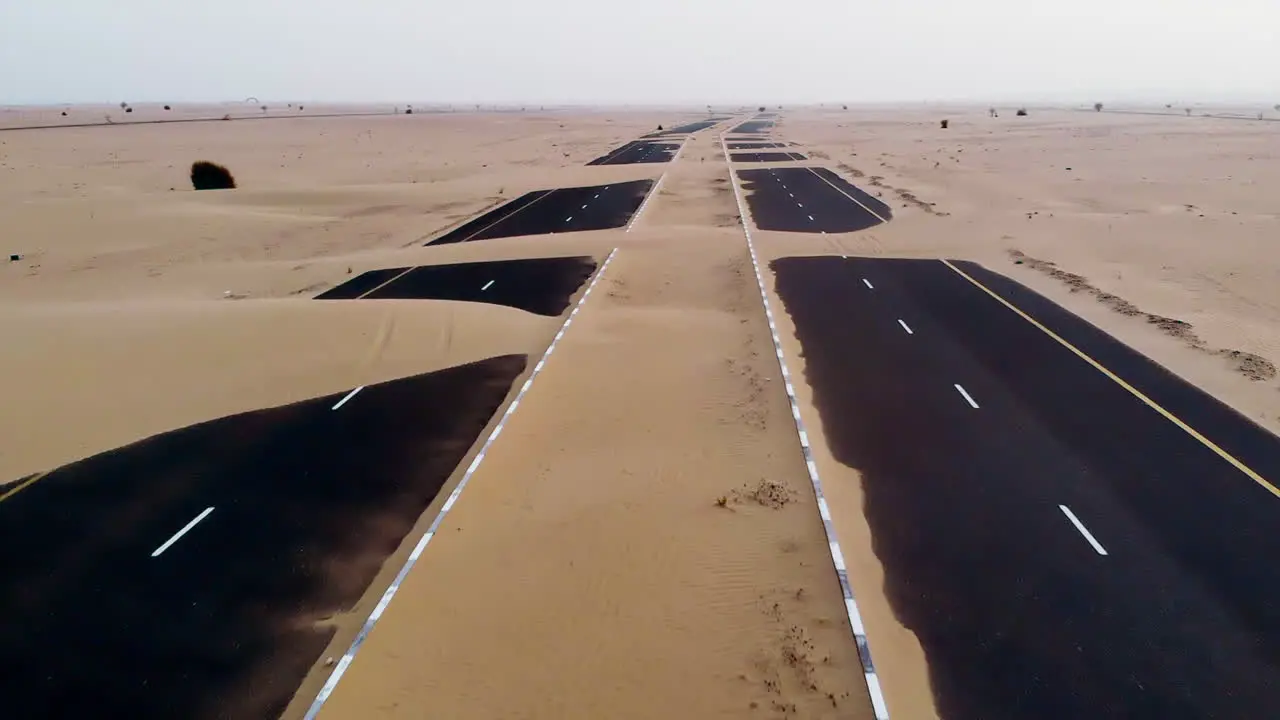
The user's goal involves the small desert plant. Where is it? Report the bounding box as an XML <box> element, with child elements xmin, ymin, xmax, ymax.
<box><xmin>656</xmin><ymin>124</ymin><xmax>663</xmax><ymax>130</ymax></box>
<box><xmin>298</xmin><ymin>105</ymin><xmax>304</xmax><ymax>111</ymax></box>
<box><xmin>1016</xmin><ymin>108</ymin><xmax>1028</xmax><ymax>116</ymax></box>
<box><xmin>404</xmin><ymin>107</ymin><xmax>412</xmax><ymax>114</ymax></box>
<box><xmin>125</xmin><ymin>107</ymin><xmax>133</xmax><ymax>113</ymax></box>
<box><xmin>61</xmin><ymin>111</ymin><xmax>67</xmax><ymax>117</ymax></box>
<box><xmin>940</xmin><ymin>119</ymin><xmax>949</xmax><ymax>129</ymax></box>
<box><xmin>163</xmin><ymin>104</ymin><xmax>171</xmax><ymax>110</ymax></box>
<box><xmin>260</xmin><ymin>105</ymin><xmax>267</xmax><ymax>113</ymax></box>
<box><xmin>1094</xmin><ymin>102</ymin><xmax>1103</xmax><ymax>112</ymax></box>
<box><xmin>190</xmin><ymin>161</ymin><xmax>236</xmax><ymax>190</ymax></box>
<box><xmin>1185</xmin><ymin>108</ymin><xmax>1192</xmax><ymax>116</ymax></box>
<box><xmin>1274</xmin><ymin>104</ymin><xmax>1280</xmax><ymax>112</ymax></box>
<box><xmin>758</xmin><ymin>106</ymin><xmax>766</xmax><ymax>112</ymax></box>
<box><xmin>120</xmin><ymin>101</ymin><xmax>128</xmax><ymax>110</ymax></box>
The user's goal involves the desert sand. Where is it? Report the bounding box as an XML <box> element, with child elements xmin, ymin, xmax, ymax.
<box><xmin>4</xmin><ymin>103</ymin><xmax>1279</xmax><ymax>719</ymax></box>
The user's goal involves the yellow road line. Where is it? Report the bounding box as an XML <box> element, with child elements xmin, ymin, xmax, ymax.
<box><xmin>0</xmin><ymin>471</ymin><xmax>48</xmax><ymax>505</ymax></box>
<box><xmin>806</xmin><ymin>167</ymin><xmax>890</xmax><ymax>225</ymax></box>
<box><xmin>941</xmin><ymin>259</ymin><xmax>1280</xmax><ymax>500</ymax></box>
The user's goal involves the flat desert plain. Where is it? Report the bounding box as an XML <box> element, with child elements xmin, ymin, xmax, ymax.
<box><xmin>2</xmin><ymin>104</ymin><xmax>1278</xmax><ymax>719</ymax></box>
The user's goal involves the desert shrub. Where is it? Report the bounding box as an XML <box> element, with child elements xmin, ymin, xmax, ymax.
<box><xmin>405</xmin><ymin>107</ymin><xmax>412</xmax><ymax>114</ymax></box>
<box><xmin>1016</xmin><ymin>108</ymin><xmax>1028</xmax><ymax>116</ymax></box>
<box><xmin>164</xmin><ymin>105</ymin><xmax>171</xmax><ymax>110</ymax></box>
<box><xmin>758</xmin><ymin>106</ymin><xmax>765</xmax><ymax>112</ymax></box>
<box><xmin>656</xmin><ymin>124</ymin><xmax>663</xmax><ymax>130</ymax></box>
<box><xmin>61</xmin><ymin>111</ymin><xmax>67</xmax><ymax>117</ymax></box>
<box><xmin>940</xmin><ymin>119</ymin><xmax>949</xmax><ymax>129</ymax></box>
<box><xmin>1094</xmin><ymin>102</ymin><xmax>1103</xmax><ymax>112</ymax></box>
<box><xmin>125</xmin><ymin>107</ymin><xmax>133</xmax><ymax>113</ymax></box>
<box><xmin>190</xmin><ymin>161</ymin><xmax>236</xmax><ymax>190</ymax></box>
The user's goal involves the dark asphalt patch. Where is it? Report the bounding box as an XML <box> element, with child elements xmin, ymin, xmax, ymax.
<box><xmin>0</xmin><ymin>355</ymin><xmax>527</xmax><ymax>720</ymax></box>
<box><xmin>312</xmin><ymin>267</ymin><xmax>404</xmax><ymax>300</ymax></box>
<box><xmin>731</xmin><ymin>152</ymin><xmax>807</xmax><ymax>162</ymax></box>
<box><xmin>772</xmin><ymin>255</ymin><xmax>1280</xmax><ymax>719</ymax></box>
<box><xmin>427</xmin><ymin>179</ymin><xmax>654</xmax><ymax>244</ymax></box>
<box><xmin>427</xmin><ymin>190</ymin><xmax>553</xmax><ymax>244</ymax></box>
<box><xmin>641</xmin><ymin>119</ymin><xmax>726</xmax><ymax>138</ymax></box>
<box><xmin>727</xmin><ymin>142</ymin><xmax>788</xmax><ymax>149</ymax></box>
<box><xmin>318</xmin><ymin>256</ymin><xmax>596</xmax><ymax>316</ymax></box>
<box><xmin>731</xmin><ymin>120</ymin><xmax>774</xmax><ymax>133</ymax></box>
<box><xmin>586</xmin><ymin>141</ymin><xmax>679</xmax><ymax>166</ymax></box>
<box><xmin>739</xmin><ymin>167</ymin><xmax>889</xmax><ymax>233</ymax></box>
<box><xmin>810</xmin><ymin>167</ymin><xmax>893</xmax><ymax>219</ymax></box>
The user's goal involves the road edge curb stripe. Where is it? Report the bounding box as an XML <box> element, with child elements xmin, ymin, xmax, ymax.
<box><xmin>626</xmin><ymin>176</ymin><xmax>665</xmax><ymax>232</ymax></box>
<box><xmin>941</xmin><ymin>258</ymin><xmax>1280</xmax><ymax>500</ymax></box>
<box><xmin>805</xmin><ymin>166</ymin><xmax>889</xmax><ymax>225</ymax></box>
<box><xmin>302</xmin><ymin>247</ymin><xmax>621</xmax><ymax>719</ymax></box>
<box><xmin>720</xmin><ymin>134</ymin><xmax>891</xmax><ymax>720</ymax></box>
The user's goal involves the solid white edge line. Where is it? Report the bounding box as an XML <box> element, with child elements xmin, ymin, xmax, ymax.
<box><xmin>954</xmin><ymin>383</ymin><xmax>980</xmax><ymax>409</ymax></box>
<box><xmin>151</xmin><ymin>507</ymin><xmax>215</xmax><ymax>557</ymax></box>
<box><xmin>302</xmin><ymin>248</ymin><xmax>621</xmax><ymax>720</ymax></box>
<box><xmin>481</xmin><ymin>280</ymin><xmax>495</xmax><ymax>291</ymax></box>
<box><xmin>897</xmin><ymin>319</ymin><xmax>913</xmax><ymax>335</ymax></box>
<box><xmin>720</xmin><ymin>132</ymin><xmax>890</xmax><ymax>720</ymax></box>
<box><xmin>331</xmin><ymin>386</ymin><xmax>363</xmax><ymax>411</ymax></box>
<box><xmin>1059</xmin><ymin>504</ymin><xmax>1109</xmax><ymax>555</ymax></box>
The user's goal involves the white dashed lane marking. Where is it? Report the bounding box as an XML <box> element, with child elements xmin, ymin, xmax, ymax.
<box><xmin>898</xmin><ymin>319</ymin><xmax>914</xmax><ymax>335</ymax></box>
<box><xmin>863</xmin><ymin>278</ymin><xmax>874</xmax><ymax>289</ymax></box>
<box><xmin>481</xmin><ymin>280</ymin><xmax>495</xmax><ymax>291</ymax></box>
<box><xmin>565</xmin><ymin>216</ymin><xmax>573</xmax><ymax>222</ymax></box>
<box><xmin>1059</xmin><ymin>504</ymin><xmax>1109</xmax><ymax>555</ymax></box>
<box><xmin>954</xmin><ymin>384</ymin><xmax>980</xmax><ymax>409</ymax></box>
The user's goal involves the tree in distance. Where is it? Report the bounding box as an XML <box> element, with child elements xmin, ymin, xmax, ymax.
<box><xmin>190</xmin><ymin>161</ymin><xmax>236</xmax><ymax>190</ymax></box>
<box><xmin>758</xmin><ymin>106</ymin><xmax>765</xmax><ymax>112</ymax></box>
<box><xmin>119</xmin><ymin>101</ymin><xmax>127</xmax><ymax>110</ymax></box>
<box><xmin>1094</xmin><ymin>102</ymin><xmax>1103</xmax><ymax>112</ymax></box>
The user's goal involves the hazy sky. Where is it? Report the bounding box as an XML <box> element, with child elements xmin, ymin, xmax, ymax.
<box><xmin>2</xmin><ymin>0</ymin><xmax>1277</xmax><ymax>105</ymax></box>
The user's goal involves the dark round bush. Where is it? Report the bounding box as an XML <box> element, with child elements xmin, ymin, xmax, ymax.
<box><xmin>190</xmin><ymin>161</ymin><xmax>236</xmax><ymax>190</ymax></box>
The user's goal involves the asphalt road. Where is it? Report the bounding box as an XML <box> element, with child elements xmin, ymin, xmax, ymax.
<box><xmin>0</xmin><ymin>356</ymin><xmax>527</xmax><ymax>719</ymax></box>
<box><xmin>586</xmin><ymin>140</ymin><xmax>680</xmax><ymax>165</ymax></box>
<box><xmin>739</xmin><ymin>167</ymin><xmax>891</xmax><ymax>233</ymax></box>
<box><xmin>731</xmin><ymin>151</ymin><xmax>807</xmax><ymax>163</ymax></box>
<box><xmin>772</xmin><ymin>256</ymin><xmax>1280</xmax><ymax>719</ymax></box>
<box><xmin>641</xmin><ymin>118</ymin><xmax>728</xmax><ymax>137</ymax></box>
<box><xmin>727</xmin><ymin>142</ymin><xmax>789</xmax><ymax>149</ymax></box>
<box><xmin>316</xmin><ymin>255</ymin><xmax>597</xmax><ymax>316</ymax></box>
<box><xmin>427</xmin><ymin>179</ymin><xmax>654</xmax><ymax>244</ymax></box>
<box><xmin>731</xmin><ymin>120</ymin><xmax>774</xmax><ymax>133</ymax></box>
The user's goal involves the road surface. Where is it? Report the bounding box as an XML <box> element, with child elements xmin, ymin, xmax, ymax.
<box><xmin>739</xmin><ymin>167</ymin><xmax>891</xmax><ymax>233</ymax></box>
<box><xmin>0</xmin><ymin>356</ymin><xmax>527</xmax><ymax>719</ymax></box>
<box><xmin>771</xmin><ymin>255</ymin><xmax>1280</xmax><ymax>719</ymax></box>
<box><xmin>427</xmin><ymin>179</ymin><xmax>655</xmax><ymax>244</ymax></box>
<box><xmin>316</xmin><ymin>255</ymin><xmax>597</xmax><ymax>315</ymax></box>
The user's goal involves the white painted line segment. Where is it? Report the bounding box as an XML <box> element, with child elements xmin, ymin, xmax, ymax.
<box><xmin>719</xmin><ymin>133</ymin><xmax>890</xmax><ymax>720</ymax></box>
<box><xmin>1059</xmin><ymin>504</ymin><xmax>1109</xmax><ymax>555</ymax></box>
<box><xmin>303</xmin><ymin>248</ymin><xmax>621</xmax><ymax>720</ymax></box>
<box><xmin>151</xmin><ymin>507</ymin><xmax>214</xmax><ymax>557</ymax></box>
<box><xmin>862</xmin><ymin>278</ymin><xmax>874</xmax><ymax>289</ymax></box>
<box><xmin>331</xmin><ymin>386</ymin><xmax>363</xmax><ymax>411</ymax></box>
<box><xmin>565</xmin><ymin>216</ymin><xmax>573</xmax><ymax>222</ymax></box>
<box><xmin>481</xmin><ymin>280</ymin><xmax>495</xmax><ymax>291</ymax></box>
<box><xmin>954</xmin><ymin>384</ymin><xmax>980</xmax><ymax>409</ymax></box>
<box><xmin>808</xmin><ymin>215</ymin><xmax>815</xmax><ymax>221</ymax></box>
<box><xmin>898</xmin><ymin>319</ymin><xmax>914</xmax><ymax>335</ymax></box>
